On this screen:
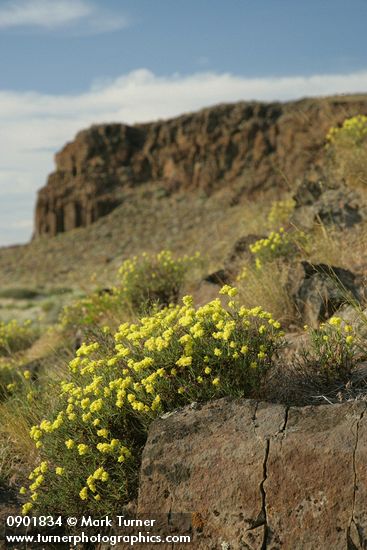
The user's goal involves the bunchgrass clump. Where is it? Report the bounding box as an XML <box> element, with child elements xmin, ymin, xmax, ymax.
<box><xmin>0</xmin><ymin>375</ymin><xmax>61</xmax><ymax>489</ymax></box>
<box><xmin>301</xmin><ymin>316</ymin><xmax>363</xmax><ymax>383</ymax></box>
<box><xmin>236</xmin><ymin>262</ymin><xmax>296</xmax><ymax>326</ymax></box>
<box><xmin>21</xmin><ymin>286</ymin><xmax>283</xmax><ymax>516</ymax></box>
<box><xmin>0</xmin><ymin>320</ymin><xmax>39</xmax><ymax>356</ymax></box>
<box><xmin>326</xmin><ymin>115</ymin><xmax>367</xmax><ymax>188</ymax></box>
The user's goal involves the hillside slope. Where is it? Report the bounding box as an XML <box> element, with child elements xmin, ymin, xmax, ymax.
<box><xmin>0</xmin><ymin>184</ymin><xmax>268</xmax><ymax>288</ymax></box>
<box><xmin>2</xmin><ymin>94</ymin><xmax>367</xmax><ymax>290</ymax></box>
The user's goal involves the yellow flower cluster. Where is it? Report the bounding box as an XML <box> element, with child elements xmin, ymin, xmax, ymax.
<box><xmin>326</xmin><ymin>115</ymin><xmax>367</xmax><ymax>147</ymax></box>
<box><xmin>21</xmin><ymin>461</ymin><xmax>49</xmax><ymax>514</ymax></box>
<box><xmin>80</xmin><ymin>466</ymin><xmax>110</xmax><ymax>501</ymax></box>
<box><xmin>325</xmin><ymin>115</ymin><xmax>367</xmax><ymax>188</ymax></box>
<box><xmin>117</xmin><ymin>250</ymin><xmax>200</xmax><ymax>313</ymax></box>
<box><xmin>327</xmin><ymin>316</ymin><xmax>354</xmax><ymax>344</ymax></box>
<box><xmin>0</xmin><ymin>358</ymin><xmax>25</xmax><ymax>396</ymax></box>
<box><xmin>23</xmin><ymin>286</ymin><xmax>283</xmax><ymax>515</ymax></box>
<box><xmin>249</xmin><ymin>228</ymin><xmax>307</xmax><ymax>268</ymax></box>
<box><xmin>267</xmin><ymin>198</ymin><xmax>295</xmax><ymax>228</ymax></box>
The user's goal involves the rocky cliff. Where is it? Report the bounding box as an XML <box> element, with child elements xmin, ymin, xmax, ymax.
<box><xmin>35</xmin><ymin>95</ymin><xmax>367</xmax><ymax>237</ymax></box>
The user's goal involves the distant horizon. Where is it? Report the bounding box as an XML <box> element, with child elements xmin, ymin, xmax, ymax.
<box><xmin>0</xmin><ymin>88</ymin><xmax>366</xmax><ymax>250</ymax></box>
<box><xmin>2</xmin><ymin>87</ymin><xmax>367</xmax><ymax>250</ymax></box>
<box><xmin>2</xmin><ymin>0</ymin><xmax>367</xmax><ymax>246</ymax></box>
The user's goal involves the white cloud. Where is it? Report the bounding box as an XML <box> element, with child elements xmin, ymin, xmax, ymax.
<box><xmin>0</xmin><ymin>0</ymin><xmax>129</xmax><ymax>33</ymax></box>
<box><xmin>1</xmin><ymin>68</ymin><xmax>367</xmax><ymax>246</ymax></box>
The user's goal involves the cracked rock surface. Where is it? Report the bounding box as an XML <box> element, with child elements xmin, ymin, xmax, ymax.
<box><xmin>137</xmin><ymin>398</ymin><xmax>367</xmax><ymax>549</ymax></box>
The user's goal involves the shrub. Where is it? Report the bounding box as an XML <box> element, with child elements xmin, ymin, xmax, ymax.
<box><xmin>0</xmin><ymin>361</ymin><xmax>39</xmax><ymax>400</ymax></box>
<box><xmin>0</xmin><ymin>361</ymin><xmax>22</xmax><ymax>399</ymax></box>
<box><xmin>0</xmin><ymin>320</ymin><xmax>39</xmax><ymax>356</ymax></box>
<box><xmin>301</xmin><ymin>316</ymin><xmax>363</xmax><ymax>383</ymax></box>
<box><xmin>326</xmin><ymin>115</ymin><xmax>367</xmax><ymax>187</ymax></box>
<box><xmin>60</xmin><ymin>251</ymin><xmax>200</xmax><ymax>332</ymax></box>
<box><xmin>249</xmin><ymin>228</ymin><xmax>308</xmax><ymax>269</ymax></box>
<box><xmin>267</xmin><ymin>198</ymin><xmax>295</xmax><ymax>229</ymax></box>
<box><xmin>21</xmin><ymin>286</ymin><xmax>283</xmax><ymax>515</ymax></box>
<box><xmin>117</xmin><ymin>250</ymin><xmax>200</xmax><ymax>313</ymax></box>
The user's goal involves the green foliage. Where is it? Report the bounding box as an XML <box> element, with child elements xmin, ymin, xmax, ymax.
<box><xmin>0</xmin><ymin>320</ymin><xmax>39</xmax><ymax>356</ymax></box>
<box><xmin>327</xmin><ymin>115</ymin><xmax>367</xmax><ymax>147</ymax></box>
<box><xmin>0</xmin><ymin>288</ymin><xmax>42</xmax><ymax>300</ymax></box>
<box><xmin>21</xmin><ymin>286</ymin><xmax>284</xmax><ymax>515</ymax></box>
<box><xmin>326</xmin><ymin>115</ymin><xmax>367</xmax><ymax>187</ymax></box>
<box><xmin>60</xmin><ymin>291</ymin><xmax>120</xmax><ymax>331</ymax></box>
<box><xmin>249</xmin><ymin>228</ymin><xmax>308</xmax><ymax>269</ymax></box>
<box><xmin>61</xmin><ymin>251</ymin><xmax>200</xmax><ymax>332</ymax></box>
<box><xmin>0</xmin><ymin>361</ymin><xmax>22</xmax><ymax>399</ymax></box>
<box><xmin>302</xmin><ymin>316</ymin><xmax>362</xmax><ymax>383</ymax></box>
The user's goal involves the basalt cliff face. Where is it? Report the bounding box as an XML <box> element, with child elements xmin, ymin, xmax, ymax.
<box><xmin>34</xmin><ymin>96</ymin><xmax>367</xmax><ymax>237</ymax></box>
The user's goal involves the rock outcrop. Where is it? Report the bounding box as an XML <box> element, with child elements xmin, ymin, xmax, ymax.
<box><xmin>137</xmin><ymin>398</ymin><xmax>367</xmax><ymax>549</ymax></box>
<box><xmin>291</xmin><ymin>179</ymin><xmax>367</xmax><ymax>230</ymax></box>
<box><xmin>34</xmin><ymin>96</ymin><xmax>367</xmax><ymax>237</ymax></box>
<box><xmin>287</xmin><ymin>261</ymin><xmax>365</xmax><ymax>327</ymax></box>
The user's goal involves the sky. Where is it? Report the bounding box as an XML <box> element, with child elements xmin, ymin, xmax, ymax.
<box><xmin>1</xmin><ymin>0</ymin><xmax>367</xmax><ymax>246</ymax></box>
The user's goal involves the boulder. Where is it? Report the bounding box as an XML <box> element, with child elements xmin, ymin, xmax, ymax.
<box><xmin>203</xmin><ymin>269</ymin><xmax>231</xmax><ymax>285</ymax></box>
<box><xmin>338</xmin><ymin>304</ymin><xmax>367</xmax><ymax>338</ymax></box>
<box><xmin>291</xmin><ymin>179</ymin><xmax>367</xmax><ymax>229</ymax></box>
<box><xmin>287</xmin><ymin>261</ymin><xmax>363</xmax><ymax>327</ymax></box>
<box><xmin>137</xmin><ymin>398</ymin><xmax>367</xmax><ymax>549</ymax></box>
<box><xmin>225</xmin><ymin>234</ymin><xmax>264</xmax><ymax>266</ymax></box>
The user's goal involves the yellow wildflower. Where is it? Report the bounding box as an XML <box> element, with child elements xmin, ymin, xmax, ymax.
<box><xmin>79</xmin><ymin>487</ymin><xmax>88</xmax><ymax>500</ymax></box>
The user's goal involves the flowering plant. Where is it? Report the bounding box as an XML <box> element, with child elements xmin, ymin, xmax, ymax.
<box><xmin>22</xmin><ymin>286</ymin><xmax>283</xmax><ymax>515</ymax></box>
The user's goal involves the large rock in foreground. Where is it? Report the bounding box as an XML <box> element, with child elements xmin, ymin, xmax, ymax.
<box><xmin>138</xmin><ymin>398</ymin><xmax>367</xmax><ymax>549</ymax></box>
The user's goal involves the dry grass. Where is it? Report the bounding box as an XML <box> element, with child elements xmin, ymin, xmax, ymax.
<box><xmin>0</xmin><ymin>402</ymin><xmax>39</xmax><ymax>485</ymax></box>
<box><xmin>0</xmin><ymin>328</ymin><xmax>76</xmax><ymax>486</ymax></box>
<box><xmin>0</xmin><ymin>185</ymin><xmax>274</xmax><ymax>291</ymax></box>
<box><xmin>236</xmin><ymin>261</ymin><xmax>296</xmax><ymax>325</ymax></box>
<box><xmin>327</xmin><ymin>140</ymin><xmax>367</xmax><ymax>189</ymax></box>
<box><xmin>307</xmin><ymin>221</ymin><xmax>367</xmax><ymax>271</ymax></box>
<box><xmin>0</xmin><ymin>358</ymin><xmax>69</xmax><ymax>487</ymax></box>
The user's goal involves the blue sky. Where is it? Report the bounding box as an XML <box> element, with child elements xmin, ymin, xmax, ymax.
<box><xmin>1</xmin><ymin>0</ymin><xmax>367</xmax><ymax>246</ymax></box>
